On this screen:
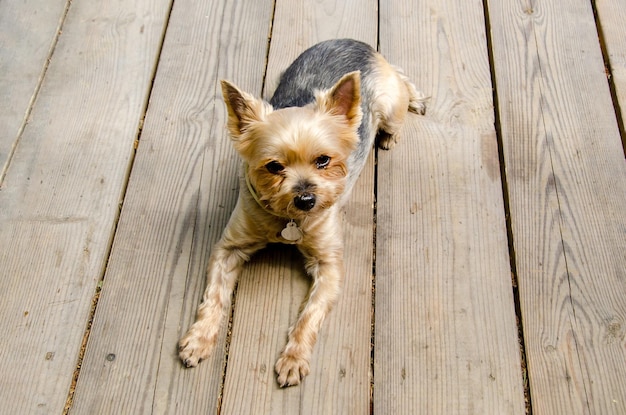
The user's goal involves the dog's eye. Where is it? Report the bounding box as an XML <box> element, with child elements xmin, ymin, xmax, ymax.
<box><xmin>315</xmin><ymin>155</ymin><xmax>330</xmax><ymax>169</ymax></box>
<box><xmin>265</xmin><ymin>161</ymin><xmax>285</xmax><ymax>174</ymax></box>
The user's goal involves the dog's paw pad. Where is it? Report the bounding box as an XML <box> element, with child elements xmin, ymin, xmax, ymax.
<box><xmin>275</xmin><ymin>354</ymin><xmax>310</xmax><ymax>387</ymax></box>
<box><xmin>178</xmin><ymin>331</ymin><xmax>215</xmax><ymax>368</ymax></box>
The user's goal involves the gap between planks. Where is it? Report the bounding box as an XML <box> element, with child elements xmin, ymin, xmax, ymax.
<box><xmin>368</xmin><ymin>145</ymin><xmax>380</xmax><ymax>415</ymax></box>
<box><xmin>215</xmin><ymin>281</ymin><xmax>239</xmax><ymax>415</ymax></box>
<box><xmin>589</xmin><ymin>0</ymin><xmax>626</xmax><ymax>155</ymax></box>
<box><xmin>481</xmin><ymin>0</ymin><xmax>532</xmax><ymax>413</ymax></box>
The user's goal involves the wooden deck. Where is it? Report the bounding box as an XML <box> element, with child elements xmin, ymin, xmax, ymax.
<box><xmin>1</xmin><ymin>0</ymin><xmax>625</xmax><ymax>413</ymax></box>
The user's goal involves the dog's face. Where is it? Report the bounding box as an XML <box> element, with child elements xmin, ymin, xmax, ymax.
<box><xmin>221</xmin><ymin>73</ymin><xmax>362</xmax><ymax>219</ymax></box>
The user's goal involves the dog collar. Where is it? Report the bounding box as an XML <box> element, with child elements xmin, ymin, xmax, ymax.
<box><xmin>244</xmin><ymin>162</ymin><xmax>272</xmax><ymax>214</ymax></box>
<box><xmin>243</xmin><ymin>162</ymin><xmax>303</xmax><ymax>242</ymax></box>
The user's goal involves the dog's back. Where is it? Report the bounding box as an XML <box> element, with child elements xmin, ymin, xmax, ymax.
<box><xmin>270</xmin><ymin>39</ymin><xmax>376</xmax><ymax>109</ymax></box>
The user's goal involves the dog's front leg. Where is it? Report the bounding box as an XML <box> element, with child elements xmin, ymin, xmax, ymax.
<box><xmin>275</xmin><ymin>248</ymin><xmax>343</xmax><ymax>387</ymax></box>
<box><xmin>178</xmin><ymin>242</ymin><xmax>250</xmax><ymax>367</ymax></box>
<box><xmin>179</xmin><ymin>244</ymin><xmax>262</xmax><ymax>367</ymax></box>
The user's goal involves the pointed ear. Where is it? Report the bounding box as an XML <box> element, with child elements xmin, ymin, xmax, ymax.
<box><xmin>220</xmin><ymin>80</ymin><xmax>268</xmax><ymax>138</ymax></box>
<box><xmin>316</xmin><ymin>71</ymin><xmax>362</xmax><ymax>126</ymax></box>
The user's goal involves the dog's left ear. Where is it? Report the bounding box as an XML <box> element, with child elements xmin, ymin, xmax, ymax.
<box><xmin>316</xmin><ymin>71</ymin><xmax>362</xmax><ymax>128</ymax></box>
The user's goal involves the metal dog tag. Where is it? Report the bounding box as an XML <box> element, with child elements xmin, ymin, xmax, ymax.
<box><xmin>281</xmin><ymin>220</ymin><xmax>303</xmax><ymax>242</ymax></box>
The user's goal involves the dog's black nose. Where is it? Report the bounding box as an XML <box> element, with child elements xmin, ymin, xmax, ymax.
<box><xmin>294</xmin><ymin>193</ymin><xmax>316</xmax><ymax>211</ymax></box>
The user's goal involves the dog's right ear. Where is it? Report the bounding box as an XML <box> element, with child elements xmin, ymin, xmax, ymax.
<box><xmin>220</xmin><ymin>80</ymin><xmax>270</xmax><ymax>140</ymax></box>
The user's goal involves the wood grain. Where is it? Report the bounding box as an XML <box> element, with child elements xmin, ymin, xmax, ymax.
<box><xmin>0</xmin><ymin>0</ymin><xmax>68</xmax><ymax>177</ymax></box>
<box><xmin>374</xmin><ymin>0</ymin><xmax>526</xmax><ymax>413</ymax></box>
<box><xmin>220</xmin><ymin>0</ymin><xmax>377</xmax><ymax>413</ymax></box>
<box><xmin>0</xmin><ymin>0</ymin><xmax>172</xmax><ymax>413</ymax></box>
<box><xmin>488</xmin><ymin>0</ymin><xmax>626</xmax><ymax>413</ymax></box>
<box><xmin>66</xmin><ymin>0</ymin><xmax>275</xmax><ymax>413</ymax></box>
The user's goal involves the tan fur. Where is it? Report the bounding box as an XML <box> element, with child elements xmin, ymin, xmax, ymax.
<box><xmin>179</xmin><ymin>56</ymin><xmax>425</xmax><ymax>387</ymax></box>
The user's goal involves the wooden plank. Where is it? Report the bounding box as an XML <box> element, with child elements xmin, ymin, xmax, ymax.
<box><xmin>0</xmin><ymin>0</ymin><xmax>67</xmax><ymax>177</ymax></box>
<box><xmin>374</xmin><ymin>0</ymin><xmax>526</xmax><ymax>413</ymax></box>
<box><xmin>220</xmin><ymin>0</ymin><xmax>377</xmax><ymax>413</ymax></box>
<box><xmin>67</xmin><ymin>0</ymin><xmax>275</xmax><ymax>413</ymax></box>
<box><xmin>595</xmin><ymin>0</ymin><xmax>626</xmax><ymax>141</ymax></box>
<box><xmin>0</xmin><ymin>0</ymin><xmax>172</xmax><ymax>413</ymax></box>
<box><xmin>487</xmin><ymin>0</ymin><xmax>626</xmax><ymax>413</ymax></box>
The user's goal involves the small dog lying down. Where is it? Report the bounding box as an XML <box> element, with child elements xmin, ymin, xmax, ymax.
<box><xmin>179</xmin><ymin>38</ymin><xmax>426</xmax><ymax>387</ymax></box>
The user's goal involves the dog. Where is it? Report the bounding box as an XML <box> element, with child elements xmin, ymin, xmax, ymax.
<box><xmin>178</xmin><ymin>38</ymin><xmax>426</xmax><ymax>387</ymax></box>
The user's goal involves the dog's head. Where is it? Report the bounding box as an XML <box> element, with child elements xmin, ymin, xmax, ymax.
<box><xmin>220</xmin><ymin>72</ymin><xmax>362</xmax><ymax>219</ymax></box>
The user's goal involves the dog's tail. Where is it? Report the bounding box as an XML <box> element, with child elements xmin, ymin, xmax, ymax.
<box><xmin>393</xmin><ymin>65</ymin><xmax>429</xmax><ymax>115</ymax></box>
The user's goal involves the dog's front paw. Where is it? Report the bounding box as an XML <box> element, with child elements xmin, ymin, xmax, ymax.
<box><xmin>275</xmin><ymin>353</ymin><xmax>310</xmax><ymax>387</ymax></box>
<box><xmin>178</xmin><ymin>329</ymin><xmax>216</xmax><ymax>368</ymax></box>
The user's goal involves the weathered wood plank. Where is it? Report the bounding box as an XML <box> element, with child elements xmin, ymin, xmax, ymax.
<box><xmin>594</xmin><ymin>0</ymin><xmax>626</xmax><ymax>140</ymax></box>
<box><xmin>0</xmin><ymin>0</ymin><xmax>68</xmax><ymax>177</ymax></box>
<box><xmin>488</xmin><ymin>0</ymin><xmax>626</xmax><ymax>413</ymax></box>
<box><xmin>220</xmin><ymin>0</ymin><xmax>377</xmax><ymax>413</ymax></box>
<box><xmin>67</xmin><ymin>0</ymin><xmax>274</xmax><ymax>413</ymax></box>
<box><xmin>0</xmin><ymin>0</ymin><xmax>172</xmax><ymax>413</ymax></box>
<box><xmin>374</xmin><ymin>1</ymin><xmax>526</xmax><ymax>413</ymax></box>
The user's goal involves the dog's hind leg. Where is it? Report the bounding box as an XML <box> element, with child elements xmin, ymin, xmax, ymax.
<box><xmin>369</xmin><ymin>56</ymin><xmax>428</xmax><ymax>150</ymax></box>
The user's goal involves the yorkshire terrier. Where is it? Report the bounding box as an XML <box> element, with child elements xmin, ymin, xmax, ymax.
<box><xmin>179</xmin><ymin>39</ymin><xmax>426</xmax><ymax>387</ymax></box>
